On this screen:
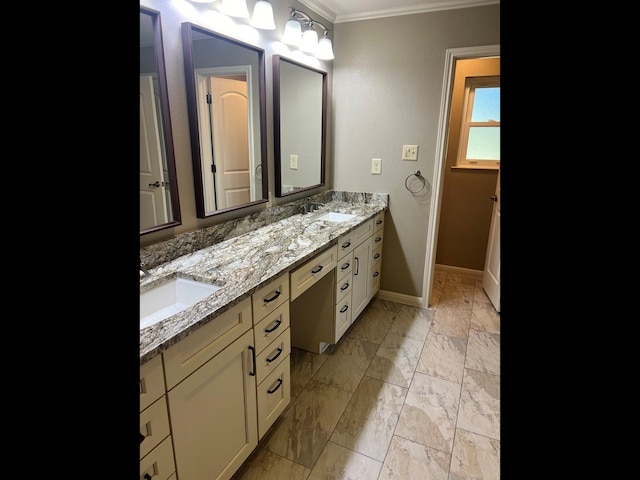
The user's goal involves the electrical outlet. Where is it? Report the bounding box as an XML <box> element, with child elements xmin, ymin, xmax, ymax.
<box><xmin>371</xmin><ymin>158</ymin><xmax>382</xmax><ymax>174</ymax></box>
<box><xmin>289</xmin><ymin>154</ymin><xmax>298</xmax><ymax>169</ymax></box>
<box><xmin>402</xmin><ymin>145</ymin><xmax>418</xmax><ymax>161</ymax></box>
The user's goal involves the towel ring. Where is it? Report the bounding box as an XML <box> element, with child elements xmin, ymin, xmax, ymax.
<box><xmin>405</xmin><ymin>170</ymin><xmax>426</xmax><ymax>193</ymax></box>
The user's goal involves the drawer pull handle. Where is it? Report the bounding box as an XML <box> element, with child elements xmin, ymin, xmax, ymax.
<box><xmin>140</xmin><ymin>432</ymin><xmax>146</xmax><ymax>444</ymax></box>
<box><xmin>311</xmin><ymin>265</ymin><xmax>323</xmax><ymax>274</ymax></box>
<box><xmin>373</xmin><ymin>271</ymin><xmax>379</xmax><ymax>277</ymax></box>
<box><xmin>341</xmin><ymin>241</ymin><xmax>351</xmax><ymax>249</ymax></box>
<box><xmin>376</xmin><ymin>219</ymin><xmax>382</xmax><ymax>225</ymax></box>
<box><xmin>354</xmin><ymin>257</ymin><xmax>359</xmax><ymax>276</ymax></box>
<box><xmin>267</xmin><ymin>378</ymin><xmax>283</xmax><ymax>394</ymax></box>
<box><xmin>340</xmin><ymin>282</ymin><xmax>349</xmax><ymax>291</ymax></box>
<box><xmin>266</xmin><ymin>347</ymin><xmax>283</xmax><ymax>363</ymax></box>
<box><xmin>374</xmin><ymin>253</ymin><xmax>380</xmax><ymax>259</ymax></box>
<box><xmin>263</xmin><ymin>290</ymin><xmax>281</xmax><ymax>303</ymax></box>
<box><xmin>248</xmin><ymin>346</ymin><xmax>256</xmax><ymax>376</ymax></box>
<box><xmin>375</xmin><ymin>236</ymin><xmax>382</xmax><ymax>243</ymax></box>
<box><xmin>340</xmin><ymin>305</ymin><xmax>349</xmax><ymax>313</ymax></box>
<box><xmin>144</xmin><ymin>474</ymin><xmax>152</xmax><ymax>480</ymax></box>
<box><xmin>341</xmin><ymin>262</ymin><xmax>350</xmax><ymax>270</ymax></box>
<box><xmin>264</xmin><ymin>319</ymin><xmax>282</xmax><ymax>334</ymax></box>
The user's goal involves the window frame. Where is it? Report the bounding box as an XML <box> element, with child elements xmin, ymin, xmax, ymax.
<box><xmin>455</xmin><ymin>75</ymin><xmax>500</xmax><ymax>170</ymax></box>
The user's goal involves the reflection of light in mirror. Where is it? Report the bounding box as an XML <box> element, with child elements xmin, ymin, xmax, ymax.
<box><xmin>272</xmin><ymin>41</ymin><xmax>293</xmax><ymax>56</ymax></box>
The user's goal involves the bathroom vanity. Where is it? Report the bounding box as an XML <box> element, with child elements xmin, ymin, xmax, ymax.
<box><xmin>139</xmin><ymin>193</ymin><xmax>386</xmax><ymax>480</ymax></box>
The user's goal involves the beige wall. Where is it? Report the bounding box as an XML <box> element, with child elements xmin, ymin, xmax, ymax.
<box><xmin>332</xmin><ymin>6</ymin><xmax>500</xmax><ymax>297</ymax></box>
<box><xmin>139</xmin><ymin>0</ymin><xmax>500</xmax><ymax>300</ymax></box>
<box><xmin>436</xmin><ymin>57</ymin><xmax>500</xmax><ymax>271</ymax></box>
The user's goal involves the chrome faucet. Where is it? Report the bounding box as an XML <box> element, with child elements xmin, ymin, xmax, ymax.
<box><xmin>140</xmin><ymin>259</ymin><xmax>151</xmax><ymax>278</ymax></box>
<box><xmin>309</xmin><ymin>201</ymin><xmax>324</xmax><ymax>212</ymax></box>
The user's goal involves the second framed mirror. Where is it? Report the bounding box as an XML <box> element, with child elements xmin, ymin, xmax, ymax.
<box><xmin>273</xmin><ymin>55</ymin><xmax>327</xmax><ymax>197</ymax></box>
<box><xmin>182</xmin><ymin>22</ymin><xmax>268</xmax><ymax>218</ymax></box>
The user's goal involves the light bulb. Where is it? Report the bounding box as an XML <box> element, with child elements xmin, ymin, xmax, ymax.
<box><xmin>300</xmin><ymin>27</ymin><xmax>318</xmax><ymax>53</ymax></box>
<box><xmin>282</xmin><ymin>19</ymin><xmax>302</xmax><ymax>46</ymax></box>
<box><xmin>316</xmin><ymin>37</ymin><xmax>334</xmax><ymax>60</ymax></box>
<box><xmin>250</xmin><ymin>1</ymin><xmax>276</xmax><ymax>30</ymax></box>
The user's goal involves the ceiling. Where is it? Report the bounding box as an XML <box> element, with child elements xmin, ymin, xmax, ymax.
<box><xmin>298</xmin><ymin>0</ymin><xmax>499</xmax><ymax>23</ymax></box>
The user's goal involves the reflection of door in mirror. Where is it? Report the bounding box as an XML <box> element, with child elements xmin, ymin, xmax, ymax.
<box><xmin>182</xmin><ymin>22</ymin><xmax>268</xmax><ymax>219</ymax></box>
<box><xmin>140</xmin><ymin>7</ymin><xmax>181</xmax><ymax>235</ymax></box>
<box><xmin>140</xmin><ymin>74</ymin><xmax>171</xmax><ymax>230</ymax></box>
<box><xmin>195</xmin><ymin>67</ymin><xmax>255</xmax><ymax>214</ymax></box>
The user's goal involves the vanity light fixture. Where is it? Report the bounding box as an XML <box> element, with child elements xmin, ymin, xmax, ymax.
<box><xmin>250</xmin><ymin>0</ymin><xmax>276</xmax><ymax>30</ymax></box>
<box><xmin>282</xmin><ymin>7</ymin><xmax>334</xmax><ymax>60</ymax></box>
<box><xmin>220</xmin><ymin>0</ymin><xmax>249</xmax><ymax>18</ymax></box>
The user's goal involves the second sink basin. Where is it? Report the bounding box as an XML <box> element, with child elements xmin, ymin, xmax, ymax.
<box><xmin>316</xmin><ymin>212</ymin><xmax>357</xmax><ymax>223</ymax></box>
<box><xmin>140</xmin><ymin>277</ymin><xmax>221</xmax><ymax>329</ymax></box>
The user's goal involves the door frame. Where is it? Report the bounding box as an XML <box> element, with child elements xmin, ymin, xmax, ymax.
<box><xmin>420</xmin><ymin>44</ymin><xmax>500</xmax><ymax>308</ymax></box>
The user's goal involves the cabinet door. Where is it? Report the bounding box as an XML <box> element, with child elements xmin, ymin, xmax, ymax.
<box><xmin>351</xmin><ymin>236</ymin><xmax>372</xmax><ymax>321</ymax></box>
<box><xmin>167</xmin><ymin>329</ymin><xmax>258</xmax><ymax>480</ymax></box>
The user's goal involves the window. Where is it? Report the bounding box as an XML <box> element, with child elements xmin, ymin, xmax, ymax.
<box><xmin>456</xmin><ymin>76</ymin><xmax>500</xmax><ymax>169</ymax></box>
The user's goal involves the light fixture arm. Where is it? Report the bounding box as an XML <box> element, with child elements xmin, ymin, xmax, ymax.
<box><xmin>289</xmin><ymin>8</ymin><xmax>330</xmax><ymax>36</ymax></box>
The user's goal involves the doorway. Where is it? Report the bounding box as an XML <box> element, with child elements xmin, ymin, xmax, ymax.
<box><xmin>421</xmin><ymin>45</ymin><xmax>500</xmax><ymax>308</ymax></box>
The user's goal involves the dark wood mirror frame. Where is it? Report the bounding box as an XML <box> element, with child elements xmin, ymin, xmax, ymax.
<box><xmin>273</xmin><ymin>55</ymin><xmax>327</xmax><ymax>198</ymax></box>
<box><xmin>140</xmin><ymin>6</ymin><xmax>181</xmax><ymax>236</ymax></box>
<box><xmin>182</xmin><ymin>22</ymin><xmax>269</xmax><ymax>218</ymax></box>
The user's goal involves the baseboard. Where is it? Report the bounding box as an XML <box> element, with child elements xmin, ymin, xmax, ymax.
<box><xmin>374</xmin><ymin>289</ymin><xmax>423</xmax><ymax>308</ymax></box>
<box><xmin>434</xmin><ymin>264</ymin><xmax>484</xmax><ymax>280</ymax></box>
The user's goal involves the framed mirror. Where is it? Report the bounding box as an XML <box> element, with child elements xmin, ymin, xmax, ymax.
<box><xmin>140</xmin><ymin>6</ymin><xmax>181</xmax><ymax>235</ymax></box>
<box><xmin>182</xmin><ymin>22</ymin><xmax>268</xmax><ymax>218</ymax></box>
<box><xmin>273</xmin><ymin>55</ymin><xmax>327</xmax><ymax>197</ymax></box>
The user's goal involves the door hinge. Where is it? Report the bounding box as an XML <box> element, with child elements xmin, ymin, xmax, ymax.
<box><xmin>211</xmin><ymin>163</ymin><xmax>216</xmax><ymax>173</ymax></box>
<box><xmin>206</xmin><ymin>93</ymin><xmax>212</xmax><ymax>104</ymax></box>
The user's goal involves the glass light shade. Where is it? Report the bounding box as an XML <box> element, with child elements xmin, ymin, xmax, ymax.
<box><xmin>300</xmin><ymin>27</ymin><xmax>318</xmax><ymax>53</ymax></box>
<box><xmin>220</xmin><ymin>0</ymin><xmax>249</xmax><ymax>18</ymax></box>
<box><xmin>250</xmin><ymin>1</ymin><xmax>276</xmax><ymax>30</ymax></box>
<box><xmin>282</xmin><ymin>19</ymin><xmax>302</xmax><ymax>46</ymax></box>
<box><xmin>316</xmin><ymin>37</ymin><xmax>334</xmax><ymax>60</ymax></box>
<box><xmin>188</xmin><ymin>0</ymin><xmax>216</xmax><ymax>3</ymax></box>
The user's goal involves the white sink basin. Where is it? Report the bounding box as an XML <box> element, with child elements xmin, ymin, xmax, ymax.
<box><xmin>316</xmin><ymin>212</ymin><xmax>357</xmax><ymax>223</ymax></box>
<box><xmin>140</xmin><ymin>278</ymin><xmax>221</xmax><ymax>329</ymax></box>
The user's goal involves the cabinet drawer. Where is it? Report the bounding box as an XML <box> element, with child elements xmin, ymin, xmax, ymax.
<box><xmin>373</xmin><ymin>211</ymin><xmax>385</xmax><ymax>233</ymax></box>
<box><xmin>334</xmin><ymin>293</ymin><xmax>352</xmax><ymax>342</ymax></box>
<box><xmin>255</xmin><ymin>328</ymin><xmax>291</xmax><ymax>384</ymax></box>
<box><xmin>290</xmin><ymin>245</ymin><xmax>338</xmax><ymax>301</ymax></box>
<box><xmin>140</xmin><ymin>435</ymin><xmax>175</xmax><ymax>480</ymax></box>
<box><xmin>371</xmin><ymin>265</ymin><xmax>382</xmax><ymax>297</ymax></box>
<box><xmin>140</xmin><ymin>354</ymin><xmax>165</xmax><ymax>412</ymax></box>
<box><xmin>336</xmin><ymin>251</ymin><xmax>353</xmax><ymax>277</ymax></box>
<box><xmin>140</xmin><ymin>396</ymin><xmax>171</xmax><ymax>460</ymax></box>
<box><xmin>252</xmin><ymin>273</ymin><xmax>289</xmax><ymax>322</ymax></box>
<box><xmin>257</xmin><ymin>356</ymin><xmax>290</xmax><ymax>439</ymax></box>
<box><xmin>337</xmin><ymin>219</ymin><xmax>373</xmax><ymax>259</ymax></box>
<box><xmin>254</xmin><ymin>301</ymin><xmax>290</xmax><ymax>354</ymax></box>
<box><xmin>372</xmin><ymin>229</ymin><xmax>384</xmax><ymax>249</ymax></box>
<box><xmin>335</xmin><ymin>270</ymin><xmax>352</xmax><ymax>300</ymax></box>
<box><xmin>371</xmin><ymin>244</ymin><xmax>383</xmax><ymax>268</ymax></box>
<box><xmin>163</xmin><ymin>297</ymin><xmax>252</xmax><ymax>390</ymax></box>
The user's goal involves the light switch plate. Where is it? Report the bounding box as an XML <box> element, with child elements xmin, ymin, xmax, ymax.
<box><xmin>289</xmin><ymin>154</ymin><xmax>298</xmax><ymax>169</ymax></box>
<box><xmin>402</xmin><ymin>145</ymin><xmax>418</xmax><ymax>161</ymax></box>
<box><xmin>371</xmin><ymin>158</ymin><xmax>382</xmax><ymax>174</ymax></box>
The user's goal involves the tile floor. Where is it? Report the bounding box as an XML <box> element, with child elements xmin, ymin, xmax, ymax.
<box><xmin>232</xmin><ymin>269</ymin><xmax>500</xmax><ymax>480</ymax></box>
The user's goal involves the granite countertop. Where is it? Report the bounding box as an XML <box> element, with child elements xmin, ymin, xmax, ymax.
<box><xmin>140</xmin><ymin>199</ymin><xmax>387</xmax><ymax>365</ymax></box>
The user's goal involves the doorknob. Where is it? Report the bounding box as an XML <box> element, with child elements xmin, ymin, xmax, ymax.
<box><xmin>490</xmin><ymin>195</ymin><xmax>498</xmax><ymax>201</ymax></box>
<box><xmin>148</xmin><ymin>181</ymin><xmax>160</xmax><ymax>188</ymax></box>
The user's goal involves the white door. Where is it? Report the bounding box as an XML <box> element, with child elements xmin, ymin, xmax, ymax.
<box><xmin>210</xmin><ymin>76</ymin><xmax>250</xmax><ymax>210</ymax></box>
<box><xmin>482</xmin><ymin>169</ymin><xmax>500</xmax><ymax>312</ymax></box>
<box><xmin>140</xmin><ymin>75</ymin><xmax>168</xmax><ymax>230</ymax></box>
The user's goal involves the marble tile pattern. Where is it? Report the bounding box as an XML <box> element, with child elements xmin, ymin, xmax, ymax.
<box><xmin>231</xmin><ymin>270</ymin><xmax>500</xmax><ymax>480</ymax></box>
<box><xmin>139</xmin><ymin>191</ymin><xmax>388</xmax><ymax>364</ymax></box>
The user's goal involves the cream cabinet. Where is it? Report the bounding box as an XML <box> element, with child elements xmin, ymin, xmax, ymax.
<box><xmin>334</xmin><ymin>245</ymin><xmax>354</xmax><ymax>343</ymax></box>
<box><xmin>140</xmin><ymin>354</ymin><xmax>175</xmax><ymax>480</ymax></box>
<box><xmin>251</xmin><ymin>273</ymin><xmax>291</xmax><ymax>439</ymax></box>
<box><xmin>370</xmin><ymin>211</ymin><xmax>385</xmax><ymax>297</ymax></box>
<box><xmin>164</xmin><ymin>298</ymin><xmax>257</xmax><ymax>480</ymax></box>
<box><xmin>351</xmin><ymin>219</ymin><xmax>374</xmax><ymax>320</ymax></box>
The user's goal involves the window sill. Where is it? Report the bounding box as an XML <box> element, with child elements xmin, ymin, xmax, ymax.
<box><xmin>452</xmin><ymin>164</ymin><xmax>499</xmax><ymax>171</ymax></box>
